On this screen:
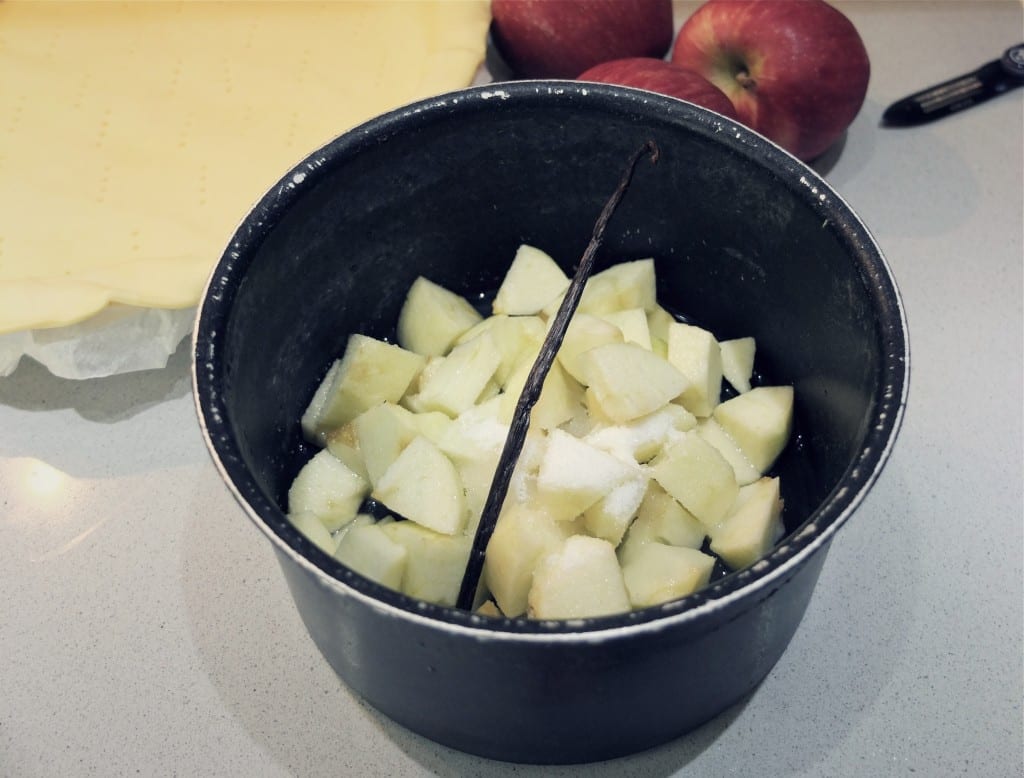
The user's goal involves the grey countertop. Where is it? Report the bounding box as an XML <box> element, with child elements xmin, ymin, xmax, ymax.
<box><xmin>2</xmin><ymin>2</ymin><xmax>1021</xmax><ymax>775</ymax></box>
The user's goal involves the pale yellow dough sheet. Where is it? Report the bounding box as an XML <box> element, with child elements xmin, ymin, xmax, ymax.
<box><xmin>0</xmin><ymin>1</ymin><xmax>490</xmax><ymax>334</ymax></box>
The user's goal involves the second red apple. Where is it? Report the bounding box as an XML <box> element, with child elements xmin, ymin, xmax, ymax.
<box><xmin>578</xmin><ymin>58</ymin><xmax>739</xmax><ymax>119</ymax></box>
<box><xmin>671</xmin><ymin>0</ymin><xmax>870</xmax><ymax>160</ymax></box>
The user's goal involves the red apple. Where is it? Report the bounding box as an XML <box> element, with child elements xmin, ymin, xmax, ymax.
<box><xmin>491</xmin><ymin>0</ymin><xmax>674</xmax><ymax>79</ymax></box>
<box><xmin>671</xmin><ymin>0</ymin><xmax>870</xmax><ymax>160</ymax></box>
<box><xmin>578</xmin><ymin>58</ymin><xmax>739</xmax><ymax>119</ymax></box>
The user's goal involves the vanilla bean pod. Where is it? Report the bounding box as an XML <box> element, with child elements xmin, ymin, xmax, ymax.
<box><xmin>455</xmin><ymin>139</ymin><xmax>660</xmax><ymax>612</ymax></box>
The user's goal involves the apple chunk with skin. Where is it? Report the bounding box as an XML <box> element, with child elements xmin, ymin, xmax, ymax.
<box><xmin>528</xmin><ymin>535</ymin><xmax>632</xmax><ymax>619</ymax></box>
<box><xmin>578</xmin><ymin>58</ymin><xmax>739</xmax><ymax>120</ymax></box>
<box><xmin>671</xmin><ymin>0</ymin><xmax>871</xmax><ymax>161</ymax></box>
<box><xmin>492</xmin><ymin>0</ymin><xmax>674</xmax><ymax>79</ymax></box>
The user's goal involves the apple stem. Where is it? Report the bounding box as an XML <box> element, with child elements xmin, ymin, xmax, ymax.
<box><xmin>735</xmin><ymin>71</ymin><xmax>755</xmax><ymax>90</ymax></box>
<box><xmin>455</xmin><ymin>139</ymin><xmax>661</xmax><ymax>613</ymax></box>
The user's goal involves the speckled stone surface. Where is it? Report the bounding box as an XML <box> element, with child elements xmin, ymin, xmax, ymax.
<box><xmin>2</xmin><ymin>2</ymin><xmax>1021</xmax><ymax>775</ymax></box>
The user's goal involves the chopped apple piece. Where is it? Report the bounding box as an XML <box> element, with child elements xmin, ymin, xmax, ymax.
<box><xmin>712</xmin><ymin>385</ymin><xmax>794</xmax><ymax>473</ymax></box>
<box><xmin>555</xmin><ymin>313</ymin><xmax>624</xmax><ymax>383</ymax></box>
<box><xmin>287</xmin><ymin>511</ymin><xmax>339</xmax><ymax>555</ymax></box>
<box><xmin>535</xmin><ymin>429</ymin><xmax>636</xmax><ymax>521</ymax></box>
<box><xmin>584</xmin><ymin>403</ymin><xmax>697</xmax><ymax>464</ymax></box>
<box><xmin>397</xmin><ymin>276</ymin><xmax>483</xmax><ymax>357</ymax></box>
<box><xmin>372</xmin><ymin>436</ymin><xmax>466</xmax><ymax>535</ymax></box>
<box><xmin>621</xmin><ymin>543</ymin><xmax>715</xmax><ymax>609</ymax></box>
<box><xmin>646</xmin><ymin>304</ymin><xmax>676</xmax><ymax>342</ymax></box>
<box><xmin>492</xmin><ymin>244</ymin><xmax>570</xmax><ymax>315</ymax></box>
<box><xmin>351</xmin><ymin>401</ymin><xmax>419</xmax><ymax>487</ymax></box>
<box><xmin>528</xmin><ymin>535</ymin><xmax>631</xmax><ymax>619</ymax></box>
<box><xmin>709</xmin><ymin>477</ymin><xmax>784</xmax><ymax>569</ymax></box>
<box><xmin>578</xmin><ymin>342</ymin><xmax>688</xmax><ymax>423</ymax></box>
<box><xmin>455</xmin><ymin>314</ymin><xmax>546</xmax><ymax>386</ymax></box>
<box><xmin>546</xmin><ymin>258</ymin><xmax>657</xmax><ymax>316</ymax></box>
<box><xmin>484</xmin><ymin>503</ymin><xmax>575</xmax><ymax>617</ymax></box>
<box><xmin>695</xmin><ymin>417</ymin><xmax>761</xmax><ymax>486</ymax></box>
<box><xmin>323</xmin><ymin>434</ymin><xmax>369</xmax><ymax>483</ymax></box>
<box><xmin>408</xmin><ymin>410</ymin><xmax>452</xmax><ymax>444</ymax></box>
<box><xmin>649</xmin><ymin>430</ymin><xmax>738</xmax><ymax>527</ymax></box>
<box><xmin>500</xmin><ymin>356</ymin><xmax>583</xmax><ymax>431</ymax></box>
<box><xmin>720</xmin><ymin>336</ymin><xmax>756</xmax><ymax>394</ymax></box>
<box><xmin>582</xmin><ymin>469</ymin><xmax>647</xmax><ymax>546</ymax></box>
<box><xmin>300</xmin><ymin>360</ymin><xmax>342</xmax><ymax>444</ymax></box>
<box><xmin>302</xmin><ymin>334</ymin><xmax>426</xmax><ymax>438</ymax></box>
<box><xmin>404</xmin><ymin>332</ymin><xmax>501</xmax><ymax>417</ymax></box>
<box><xmin>666</xmin><ymin>322</ymin><xmax>723</xmax><ymax>417</ymax></box>
<box><xmin>380</xmin><ymin>521</ymin><xmax>472</xmax><ymax>607</ymax></box>
<box><xmin>625</xmin><ymin>481</ymin><xmax>706</xmax><ymax>554</ymax></box>
<box><xmin>334</xmin><ymin>520</ymin><xmax>408</xmax><ymax>590</ymax></box>
<box><xmin>287</xmin><ymin>449</ymin><xmax>369</xmax><ymax>531</ymax></box>
<box><xmin>599</xmin><ymin>307</ymin><xmax>652</xmax><ymax>350</ymax></box>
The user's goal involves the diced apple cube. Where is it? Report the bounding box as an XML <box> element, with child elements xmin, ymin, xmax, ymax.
<box><xmin>404</xmin><ymin>332</ymin><xmax>501</xmax><ymax>417</ymax></box>
<box><xmin>500</xmin><ymin>356</ymin><xmax>583</xmax><ymax>431</ymax></box>
<box><xmin>695</xmin><ymin>417</ymin><xmax>761</xmax><ymax>486</ymax></box>
<box><xmin>372</xmin><ymin>436</ymin><xmax>466</xmax><ymax>535</ymax></box>
<box><xmin>712</xmin><ymin>385</ymin><xmax>794</xmax><ymax>473</ymax></box>
<box><xmin>629</xmin><ymin>481</ymin><xmax>707</xmax><ymax>551</ymax></box>
<box><xmin>397</xmin><ymin>276</ymin><xmax>483</xmax><ymax>357</ymax></box>
<box><xmin>351</xmin><ymin>401</ymin><xmax>419</xmax><ymax>487</ymax></box>
<box><xmin>334</xmin><ymin>520</ymin><xmax>408</xmax><ymax>590</ymax></box>
<box><xmin>527</xmin><ymin>535</ymin><xmax>631</xmax><ymax>619</ymax></box>
<box><xmin>287</xmin><ymin>511</ymin><xmax>339</xmax><ymax>555</ymax></box>
<box><xmin>323</xmin><ymin>434</ymin><xmax>369</xmax><ymax>483</ymax></box>
<box><xmin>302</xmin><ymin>334</ymin><xmax>426</xmax><ymax>438</ymax></box>
<box><xmin>620</xmin><ymin>543</ymin><xmax>715</xmax><ymax>609</ymax></box>
<box><xmin>599</xmin><ymin>307</ymin><xmax>652</xmax><ymax>350</ymax></box>
<box><xmin>720</xmin><ymin>336</ymin><xmax>756</xmax><ymax>394</ymax></box>
<box><xmin>582</xmin><ymin>469</ymin><xmax>648</xmax><ymax>546</ymax></box>
<box><xmin>666</xmin><ymin>322</ymin><xmax>723</xmax><ymax>417</ymax></box>
<box><xmin>455</xmin><ymin>314</ymin><xmax>546</xmax><ymax>386</ymax></box>
<box><xmin>408</xmin><ymin>410</ymin><xmax>453</xmax><ymax>444</ymax></box>
<box><xmin>649</xmin><ymin>430</ymin><xmax>738</xmax><ymax>527</ymax></box>
<box><xmin>436</xmin><ymin>397</ymin><xmax>508</xmax><ymax>461</ymax></box>
<box><xmin>709</xmin><ymin>476</ymin><xmax>785</xmax><ymax>569</ymax></box>
<box><xmin>578</xmin><ymin>342</ymin><xmax>688</xmax><ymax>423</ymax></box>
<box><xmin>483</xmin><ymin>503</ymin><xmax>575</xmax><ymax>617</ymax></box>
<box><xmin>492</xmin><ymin>244</ymin><xmax>570</xmax><ymax>315</ymax></box>
<box><xmin>555</xmin><ymin>313</ymin><xmax>624</xmax><ymax>383</ymax></box>
<box><xmin>646</xmin><ymin>304</ymin><xmax>676</xmax><ymax>342</ymax></box>
<box><xmin>547</xmin><ymin>258</ymin><xmax>657</xmax><ymax>316</ymax></box>
<box><xmin>380</xmin><ymin>520</ymin><xmax>472</xmax><ymax>607</ymax></box>
<box><xmin>535</xmin><ymin>429</ymin><xmax>636</xmax><ymax>521</ymax></box>
<box><xmin>287</xmin><ymin>449</ymin><xmax>369</xmax><ymax>531</ymax></box>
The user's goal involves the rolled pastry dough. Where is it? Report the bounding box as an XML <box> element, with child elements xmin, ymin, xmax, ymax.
<box><xmin>0</xmin><ymin>1</ymin><xmax>490</xmax><ymax>334</ymax></box>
